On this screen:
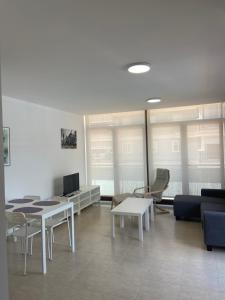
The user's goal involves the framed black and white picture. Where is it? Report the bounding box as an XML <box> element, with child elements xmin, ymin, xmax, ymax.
<box><xmin>3</xmin><ymin>127</ymin><xmax>10</xmax><ymax>166</ymax></box>
<box><xmin>61</xmin><ymin>128</ymin><xmax>77</xmax><ymax>149</ymax></box>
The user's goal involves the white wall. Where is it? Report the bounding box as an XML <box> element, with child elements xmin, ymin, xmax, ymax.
<box><xmin>0</xmin><ymin>74</ymin><xmax>9</xmax><ymax>300</ymax></box>
<box><xmin>2</xmin><ymin>96</ymin><xmax>86</xmax><ymax>201</ymax></box>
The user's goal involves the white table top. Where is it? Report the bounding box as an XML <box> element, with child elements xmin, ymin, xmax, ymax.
<box><xmin>5</xmin><ymin>199</ymin><xmax>73</xmax><ymax>219</ymax></box>
<box><xmin>111</xmin><ymin>197</ymin><xmax>153</xmax><ymax>216</ymax></box>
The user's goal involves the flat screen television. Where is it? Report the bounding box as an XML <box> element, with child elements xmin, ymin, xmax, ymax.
<box><xmin>63</xmin><ymin>173</ymin><xmax>79</xmax><ymax>196</ymax></box>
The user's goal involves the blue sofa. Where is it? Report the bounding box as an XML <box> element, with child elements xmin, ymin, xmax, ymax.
<box><xmin>174</xmin><ymin>189</ymin><xmax>225</xmax><ymax>251</ymax></box>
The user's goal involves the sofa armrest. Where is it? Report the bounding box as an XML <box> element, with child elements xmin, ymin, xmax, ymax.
<box><xmin>203</xmin><ymin>211</ymin><xmax>225</xmax><ymax>248</ymax></box>
<box><xmin>201</xmin><ymin>188</ymin><xmax>225</xmax><ymax>199</ymax></box>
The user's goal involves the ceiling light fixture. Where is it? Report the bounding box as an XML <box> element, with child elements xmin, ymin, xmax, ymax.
<box><xmin>146</xmin><ymin>98</ymin><xmax>161</xmax><ymax>103</ymax></box>
<box><xmin>128</xmin><ymin>63</ymin><xmax>151</xmax><ymax>74</ymax></box>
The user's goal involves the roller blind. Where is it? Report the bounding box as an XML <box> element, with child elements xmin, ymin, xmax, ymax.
<box><xmin>86</xmin><ymin>111</ymin><xmax>145</xmax><ymax>196</ymax></box>
<box><xmin>148</xmin><ymin>103</ymin><xmax>225</xmax><ymax>197</ymax></box>
<box><xmin>86</xmin><ymin>103</ymin><xmax>225</xmax><ymax>197</ymax></box>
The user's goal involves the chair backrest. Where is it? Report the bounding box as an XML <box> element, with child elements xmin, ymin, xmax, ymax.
<box><xmin>5</xmin><ymin>212</ymin><xmax>26</xmax><ymax>228</ymax></box>
<box><xmin>24</xmin><ymin>195</ymin><xmax>41</xmax><ymax>200</ymax></box>
<box><xmin>151</xmin><ymin>168</ymin><xmax>170</xmax><ymax>202</ymax></box>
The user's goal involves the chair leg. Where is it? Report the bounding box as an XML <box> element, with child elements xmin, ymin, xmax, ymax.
<box><xmin>50</xmin><ymin>228</ymin><xmax>53</xmax><ymax>260</ymax></box>
<box><xmin>155</xmin><ymin>204</ymin><xmax>170</xmax><ymax>214</ymax></box>
<box><xmin>29</xmin><ymin>237</ymin><xmax>33</xmax><ymax>256</ymax></box>
<box><xmin>67</xmin><ymin>222</ymin><xmax>71</xmax><ymax>247</ymax></box>
<box><xmin>67</xmin><ymin>215</ymin><xmax>71</xmax><ymax>247</ymax></box>
<box><xmin>47</xmin><ymin>231</ymin><xmax>51</xmax><ymax>260</ymax></box>
<box><xmin>22</xmin><ymin>238</ymin><xmax>26</xmax><ymax>254</ymax></box>
<box><xmin>24</xmin><ymin>237</ymin><xmax>28</xmax><ymax>275</ymax></box>
<box><xmin>20</xmin><ymin>237</ymin><xmax>24</xmax><ymax>254</ymax></box>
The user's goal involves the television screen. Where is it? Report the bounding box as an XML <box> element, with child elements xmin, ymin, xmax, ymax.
<box><xmin>63</xmin><ymin>173</ymin><xmax>79</xmax><ymax>196</ymax></box>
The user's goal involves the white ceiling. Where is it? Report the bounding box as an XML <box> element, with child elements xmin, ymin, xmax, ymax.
<box><xmin>1</xmin><ymin>0</ymin><xmax>225</xmax><ymax>114</ymax></box>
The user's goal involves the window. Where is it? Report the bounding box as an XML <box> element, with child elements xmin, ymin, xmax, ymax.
<box><xmin>172</xmin><ymin>140</ymin><xmax>180</xmax><ymax>153</ymax></box>
<box><xmin>87</xmin><ymin>128</ymin><xmax>114</xmax><ymax>195</ymax></box>
<box><xmin>86</xmin><ymin>103</ymin><xmax>225</xmax><ymax>197</ymax></box>
<box><xmin>148</xmin><ymin>103</ymin><xmax>225</xmax><ymax>196</ymax></box>
<box><xmin>149</xmin><ymin>125</ymin><xmax>182</xmax><ymax>197</ymax></box>
<box><xmin>187</xmin><ymin>122</ymin><xmax>221</xmax><ymax>194</ymax></box>
<box><xmin>86</xmin><ymin>111</ymin><xmax>145</xmax><ymax>195</ymax></box>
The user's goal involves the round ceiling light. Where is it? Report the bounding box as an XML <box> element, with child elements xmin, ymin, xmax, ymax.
<box><xmin>128</xmin><ymin>63</ymin><xmax>151</xmax><ymax>74</ymax></box>
<box><xmin>146</xmin><ymin>98</ymin><xmax>161</xmax><ymax>103</ymax></box>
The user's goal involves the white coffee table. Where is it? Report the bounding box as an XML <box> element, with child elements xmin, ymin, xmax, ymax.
<box><xmin>111</xmin><ymin>197</ymin><xmax>154</xmax><ymax>241</ymax></box>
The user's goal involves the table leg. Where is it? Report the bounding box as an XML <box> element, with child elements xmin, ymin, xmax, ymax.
<box><xmin>138</xmin><ymin>215</ymin><xmax>143</xmax><ymax>241</ymax></box>
<box><xmin>112</xmin><ymin>215</ymin><xmax>115</xmax><ymax>238</ymax></box>
<box><xmin>70</xmin><ymin>206</ymin><xmax>75</xmax><ymax>252</ymax></box>
<box><xmin>120</xmin><ymin>215</ymin><xmax>125</xmax><ymax>228</ymax></box>
<box><xmin>145</xmin><ymin>209</ymin><xmax>150</xmax><ymax>231</ymax></box>
<box><xmin>150</xmin><ymin>202</ymin><xmax>155</xmax><ymax>222</ymax></box>
<box><xmin>41</xmin><ymin>218</ymin><xmax>47</xmax><ymax>274</ymax></box>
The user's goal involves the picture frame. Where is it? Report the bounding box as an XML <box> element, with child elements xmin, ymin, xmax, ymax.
<box><xmin>61</xmin><ymin>128</ymin><xmax>77</xmax><ymax>149</ymax></box>
<box><xmin>3</xmin><ymin>127</ymin><xmax>10</xmax><ymax>166</ymax></box>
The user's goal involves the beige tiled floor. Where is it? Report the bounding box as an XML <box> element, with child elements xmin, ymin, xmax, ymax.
<box><xmin>7</xmin><ymin>205</ymin><xmax>225</xmax><ymax>300</ymax></box>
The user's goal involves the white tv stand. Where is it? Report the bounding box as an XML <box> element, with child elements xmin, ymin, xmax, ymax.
<box><xmin>59</xmin><ymin>185</ymin><xmax>100</xmax><ymax>215</ymax></box>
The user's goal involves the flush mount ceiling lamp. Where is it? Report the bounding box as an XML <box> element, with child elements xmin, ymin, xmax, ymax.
<box><xmin>127</xmin><ymin>62</ymin><xmax>151</xmax><ymax>74</ymax></box>
<box><xmin>146</xmin><ymin>98</ymin><xmax>161</xmax><ymax>103</ymax></box>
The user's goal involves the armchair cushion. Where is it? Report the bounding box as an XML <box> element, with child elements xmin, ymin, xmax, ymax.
<box><xmin>112</xmin><ymin>193</ymin><xmax>133</xmax><ymax>208</ymax></box>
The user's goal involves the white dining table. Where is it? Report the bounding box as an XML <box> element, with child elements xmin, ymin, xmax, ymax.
<box><xmin>5</xmin><ymin>199</ymin><xmax>75</xmax><ymax>274</ymax></box>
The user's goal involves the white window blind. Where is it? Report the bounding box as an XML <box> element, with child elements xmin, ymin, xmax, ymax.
<box><xmin>86</xmin><ymin>111</ymin><xmax>145</xmax><ymax>196</ymax></box>
<box><xmin>87</xmin><ymin>128</ymin><xmax>114</xmax><ymax>195</ymax></box>
<box><xmin>187</xmin><ymin>122</ymin><xmax>221</xmax><ymax>194</ymax></box>
<box><xmin>86</xmin><ymin>103</ymin><xmax>225</xmax><ymax>197</ymax></box>
<box><xmin>116</xmin><ymin>126</ymin><xmax>145</xmax><ymax>194</ymax></box>
<box><xmin>149</xmin><ymin>125</ymin><xmax>182</xmax><ymax>197</ymax></box>
<box><xmin>148</xmin><ymin>103</ymin><xmax>225</xmax><ymax>197</ymax></box>
<box><xmin>149</xmin><ymin>103</ymin><xmax>223</xmax><ymax>124</ymax></box>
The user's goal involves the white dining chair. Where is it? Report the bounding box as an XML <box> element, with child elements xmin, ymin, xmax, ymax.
<box><xmin>23</xmin><ymin>195</ymin><xmax>41</xmax><ymax>201</ymax></box>
<box><xmin>6</xmin><ymin>211</ymin><xmax>41</xmax><ymax>275</ymax></box>
<box><xmin>23</xmin><ymin>195</ymin><xmax>71</xmax><ymax>260</ymax></box>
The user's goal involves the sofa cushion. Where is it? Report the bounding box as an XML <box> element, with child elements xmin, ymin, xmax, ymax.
<box><xmin>201</xmin><ymin>202</ymin><xmax>225</xmax><ymax>221</ymax></box>
<box><xmin>201</xmin><ymin>197</ymin><xmax>225</xmax><ymax>205</ymax></box>
<box><xmin>201</xmin><ymin>188</ymin><xmax>225</xmax><ymax>199</ymax></box>
<box><xmin>203</xmin><ymin>210</ymin><xmax>225</xmax><ymax>249</ymax></box>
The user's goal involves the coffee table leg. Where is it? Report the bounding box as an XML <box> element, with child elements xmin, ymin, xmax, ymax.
<box><xmin>138</xmin><ymin>215</ymin><xmax>143</xmax><ymax>241</ymax></box>
<box><xmin>145</xmin><ymin>209</ymin><xmax>150</xmax><ymax>231</ymax></box>
<box><xmin>112</xmin><ymin>215</ymin><xmax>115</xmax><ymax>238</ymax></box>
<box><xmin>120</xmin><ymin>215</ymin><xmax>124</xmax><ymax>228</ymax></box>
